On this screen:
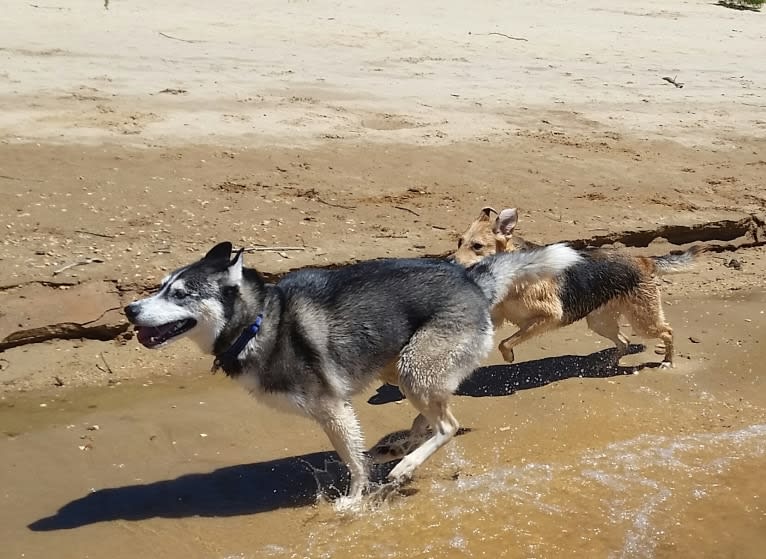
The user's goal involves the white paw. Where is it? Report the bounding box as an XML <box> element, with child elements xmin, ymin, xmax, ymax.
<box><xmin>387</xmin><ymin>457</ymin><xmax>416</xmax><ymax>484</ymax></box>
<box><xmin>333</xmin><ymin>494</ymin><xmax>364</xmax><ymax>514</ymax></box>
<box><xmin>659</xmin><ymin>361</ymin><xmax>673</xmax><ymax>370</ymax></box>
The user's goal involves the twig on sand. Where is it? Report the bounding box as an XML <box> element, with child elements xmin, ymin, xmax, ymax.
<box><xmin>158</xmin><ymin>32</ymin><xmax>205</xmax><ymax>44</ymax></box>
<box><xmin>0</xmin><ymin>174</ymin><xmax>43</xmax><ymax>182</ymax></box>
<box><xmin>662</xmin><ymin>75</ymin><xmax>684</xmax><ymax>88</ymax></box>
<box><xmin>29</xmin><ymin>3</ymin><xmax>69</xmax><ymax>9</ymax></box>
<box><xmin>98</xmin><ymin>352</ymin><xmax>114</xmax><ymax>375</ymax></box>
<box><xmin>393</xmin><ymin>206</ymin><xmax>420</xmax><ymax>217</ymax></box>
<box><xmin>75</xmin><ymin>229</ymin><xmax>116</xmax><ymax>239</ymax></box>
<box><xmin>470</xmin><ymin>31</ymin><xmax>528</xmax><ymax>42</ymax></box>
<box><xmin>81</xmin><ymin>306</ymin><xmax>122</xmax><ymax>327</ymax></box>
<box><xmin>52</xmin><ymin>258</ymin><xmax>104</xmax><ymax>276</ymax></box>
<box><xmin>243</xmin><ymin>246</ymin><xmax>307</xmax><ymax>253</ymax></box>
<box><xmin>316</xmin><ymin>197</ymin><xmax>356</xmax><ymax>210</ymax></box>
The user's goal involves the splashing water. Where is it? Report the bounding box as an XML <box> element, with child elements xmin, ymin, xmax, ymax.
<box><xmin>253</xmin><ymin>424</ymin><xmax>766</xmax><ymax>559</ymax></box>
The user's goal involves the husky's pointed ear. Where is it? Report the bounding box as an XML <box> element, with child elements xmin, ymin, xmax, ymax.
<box><xmin>494</xmin><ymin>208</ymin><xmax>518</xmax><ymax>237</ymax></box>
<box><xmin>227</xmin><ymin>248</ymin><xmax>245</xmax><ymax>285</ymax></box>
<box><xmin>205</xmin><ymin>242</ymin><xmax>233</xmax><ymax>262</ymax></box>
<box><xmin>478</xmin><ymin>207</ymin><xmax>497</xmax><ymax>221</ymax></box>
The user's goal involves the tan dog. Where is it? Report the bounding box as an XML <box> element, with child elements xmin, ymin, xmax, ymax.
<box><xmin>453</xmin><ymin>207</ymin><xmax>706</xmax><ymax>368</ymax></box>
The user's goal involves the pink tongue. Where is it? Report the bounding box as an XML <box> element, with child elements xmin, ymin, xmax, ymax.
<box><xmin>136</xmin><ymin>325</ymin><xmax>172</xmax><ymax>347</ymax></box>
<box><xmin>136</xmin><ymin>327</ymin><xmax>158</xmax><ymax>347</ymax></box>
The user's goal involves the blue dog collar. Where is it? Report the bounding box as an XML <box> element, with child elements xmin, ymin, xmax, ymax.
<box><xmin>212</xmin><ymin>314</ymin><xmax>263</xmax><ymax>374</ymax></box>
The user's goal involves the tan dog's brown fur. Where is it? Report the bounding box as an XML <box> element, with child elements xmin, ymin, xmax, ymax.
<box><xmin>454</xmin><ymin>207</ymin><xmax>705</xmax><ymax>368</ymax></box>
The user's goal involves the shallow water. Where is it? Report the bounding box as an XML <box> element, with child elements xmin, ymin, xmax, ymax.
<box><xmin>255</xmin><ymin>425</ymin><xmax>766</xmax><ymax>559</ymax></box>
<box><xmin>2</xmin><ymin>292</ymin><xmax>765</xmax><ymax>558</ymax></box>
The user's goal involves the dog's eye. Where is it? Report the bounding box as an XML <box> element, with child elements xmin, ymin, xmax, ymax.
<box><xmin>172</xmin><ymin>289</ymin><xmax>190</xmax><ymax>300</ymax></box>
<box><xmin>471</xmin><ymin>242</ymin><xmax>485</xmax><ymax>251</ymax></box>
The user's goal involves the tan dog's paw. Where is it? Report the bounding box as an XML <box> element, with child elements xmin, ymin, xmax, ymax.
<box><xmin>499</xmin><ymin>345</ymin><xmax>515</xmax><ymax>363</ymax></box>
<box><xmin>368</xmin><ymin>441</ymin><xmax>408</xmax><ymax>464</ymax></box>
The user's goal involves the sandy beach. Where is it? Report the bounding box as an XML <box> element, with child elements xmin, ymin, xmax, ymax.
<box><xmin>1</xmin><ymin>1</ymin><xmax>765</xmax><ymax>557</ymax></box>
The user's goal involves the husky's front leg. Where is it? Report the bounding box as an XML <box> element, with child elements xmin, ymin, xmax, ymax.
<box><xmin>314</xmin><ymin>399</ymin><xmax>369</xmax><ymax>505</ymax></box>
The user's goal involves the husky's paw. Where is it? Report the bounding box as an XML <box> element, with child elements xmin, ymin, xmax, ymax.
<box><xmin>659</xmin><ymin>361</ymin><xmax>674</xmax><ymax>370</ymax></box>
<box><xmin>387</xmin><ymin>456</ymin><xmax>417</xmax><ymax>484</ymax></box>
<box><xmin>499</xmin><ymin>345</ymin><xmax>516</xmax><ymax>364</ymax></box>
<box><xmin>333</xmin><ymin>494</ymin><xmax>364</xmax><ymax>514</ymax></box>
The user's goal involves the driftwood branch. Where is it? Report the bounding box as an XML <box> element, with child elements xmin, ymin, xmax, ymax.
<box><xmin>0</xmin><ymin>322</ymin><xmax>128</xmax><ymax>352</ymax></box>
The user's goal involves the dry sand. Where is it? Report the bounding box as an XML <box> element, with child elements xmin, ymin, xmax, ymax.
<box><xmin>1</xmin><ymin>1</ymin><xmax>765</xmax><ymax>557</ymax></box>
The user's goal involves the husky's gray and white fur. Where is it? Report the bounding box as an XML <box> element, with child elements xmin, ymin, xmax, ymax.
<box><xmin>124</xmin><ymin>241</ymin><xmax>580</xmax><ymax>504</ymax></box>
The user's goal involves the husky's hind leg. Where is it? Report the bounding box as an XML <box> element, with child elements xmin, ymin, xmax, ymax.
<box><xmin>387</xmin><ymin>393</ymin><xmax>458</xmax><ymax>483</ymax></box>
<box><xmin>386</xmin><ymin>326</ymin><xmax>491</xmax><ymax>484</ymax></box>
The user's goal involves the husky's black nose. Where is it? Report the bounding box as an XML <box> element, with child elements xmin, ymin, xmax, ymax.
<box><xmin>124</xmin><ymin>303</ymin><xmax>140</xmax><ymax>322</ymax></box>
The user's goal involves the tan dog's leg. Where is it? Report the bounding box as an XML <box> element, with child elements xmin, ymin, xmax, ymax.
<box><xmin>586</xmin><ymin>307</ymin><xmax>629</xmax><ymax>363</ymax></box>
<box><xmin>624</xmin><ymin>287</ymin><xmax>674</xmax><ymax>369</ymax></box>
<box><xmin>498</xmin><ymin>318</ymin><xmax>558</xmax><ymax>363</ymax></box>
<box><xmin>368</xmin><ymin>413</ymin><xmax>431</xmax><ymax>465</ymax></box>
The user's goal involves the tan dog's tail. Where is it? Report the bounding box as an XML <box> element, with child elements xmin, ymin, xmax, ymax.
<box><xmin>651</xmin><ymin>245</ymin><xmax>707</xmax><ymax>275</ymax></box>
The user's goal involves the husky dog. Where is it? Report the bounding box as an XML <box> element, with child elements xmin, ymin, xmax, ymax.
<box><xmin>453</xmin><ymin>207</ymin><xmax>706</xmax><ymax>368</ymax></box>
<box><xmin>124</xmin><ymin>241</ymin><xmax>580</xmax><ymax>503</ymax></box>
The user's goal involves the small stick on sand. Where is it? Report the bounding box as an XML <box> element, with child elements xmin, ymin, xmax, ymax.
<box><xmin>52</xmin><ymin>258</ymin><xmax>104</xmax><ymax>276</ymax></box>
<box><xmin>75</xmin><ymin>229</ymin><xmax>116</xmax><ymax>239</ymax></box>
<box><xmin>158</xmin><ymin>32</ymin><xmax>205</xmax><ymax>44</ymax></box>
<box><xmin>393</xmin><ymin>206</ymin><xmax>420</xmax><ymax>217</ymax></box>
<box><xmin>98</xmin><ymin>352</ymin><xmax>114</xmax><ymax>375</ymax></box>
<box><xmin>469</xmin><ymin>31</ymin><xmax>528</xmax><ymax>42</ymax></box>
<box><xmin>662</xmin><ymin>75</ymin><xmax>684</xmax><ymax>88</ymax></box>
<box><xmin>314</xmin><ymin>196</ymin><xmax>356</xmax><ymax>210</ymax></box>
<box><xmin>243</xmin><ymin>246</ymin><xmax>307</xmax><ymax>252</ymax></box>
<box><xmin>29</xmin><ymin>4</ymin><xmax>69</xmax><ymax>10</ymax></box>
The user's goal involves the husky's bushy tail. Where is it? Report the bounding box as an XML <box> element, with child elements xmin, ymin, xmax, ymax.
<box><xmin>467</xmin><ymin>243</ymin><xmax>581</xmax><ymax>306</ymax></box>
<box><xmin>651</xmin><ymin>245</ymin><xmax>706</xmax><ymax>275</ymax></box>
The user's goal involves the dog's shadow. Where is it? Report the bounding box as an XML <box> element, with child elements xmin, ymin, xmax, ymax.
<box><xmin>369</xmin><ymin>345</ymin><xmax>653</xmax><ymax>404</ymax></box>
<box><xmin>29</xmin><ymin>452</ymin><xmax>401</xmax><ymax>531</ymax></box>
<box><xmin>29</xmin><ymin>346</ymin><xmax>649</xmax><ymax>531</ymax></box>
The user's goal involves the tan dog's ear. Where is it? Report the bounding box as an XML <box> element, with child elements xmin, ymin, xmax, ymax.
<box><xmin>477</xmin><ymin>206</ymin><xmax>498</xmax><ymax>221</ymax></box>
<box><xmin>493</xmin><ymin>208</ymin><xmax>518</xmax><ymax>237</ymax></box>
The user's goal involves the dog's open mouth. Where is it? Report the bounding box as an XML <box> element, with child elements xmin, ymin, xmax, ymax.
<box><xmin>135</xmin><ymin>319</ymin><xmax>196</xmax><ymax>348</ymax></box>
